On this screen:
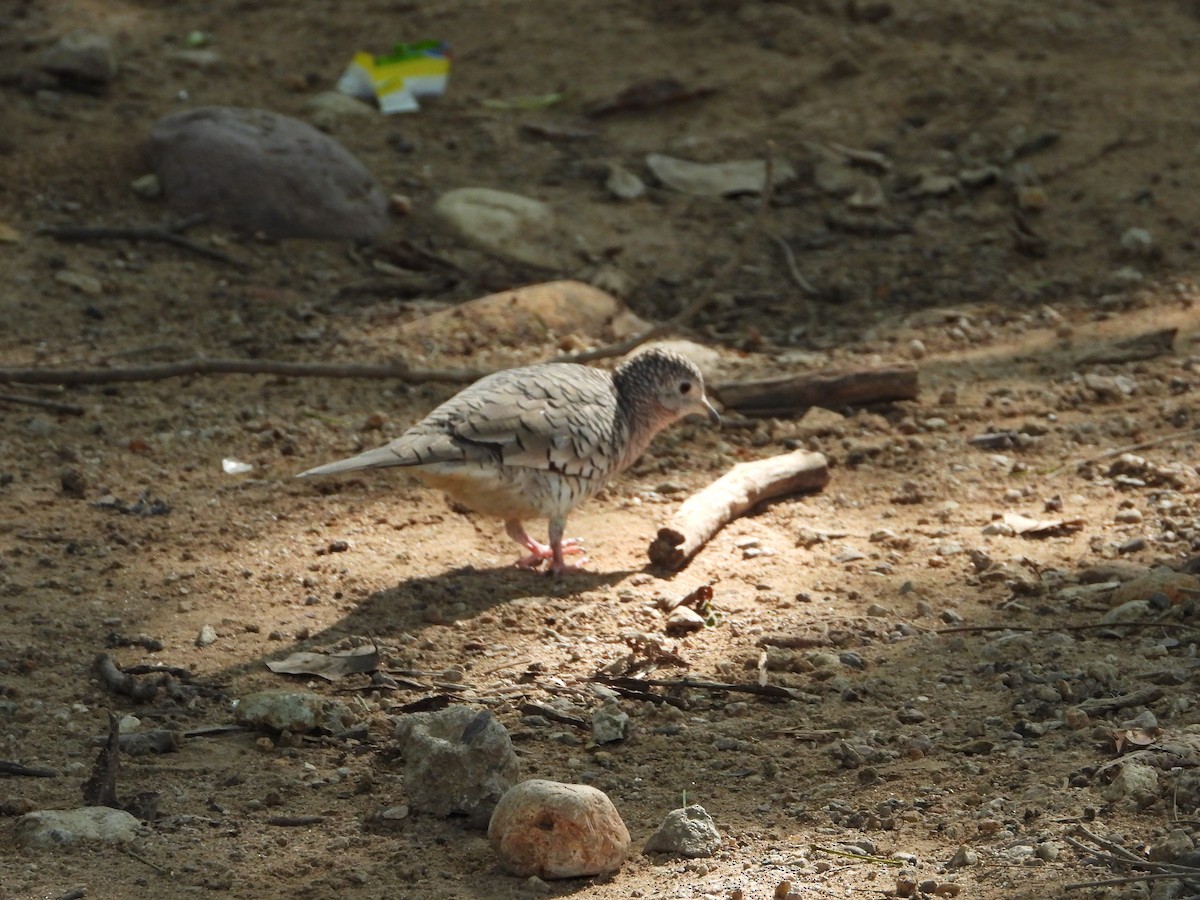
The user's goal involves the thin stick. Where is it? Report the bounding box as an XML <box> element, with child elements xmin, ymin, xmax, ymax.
<box><xmin>40</xmin><ymin>217</ymin><xmax>245</xmax><ymax>267</ymax></box>
<box><xmin>1047</xmin><ymin>427</ymin><xmax>1200</xmax><ymax>477</ymax></box>
<box><xmin>0</xmin><ymin>358</ymin><xmax>487</xmax><ymax>387</ymax></box>
<box><xmin>0</xmin><ymin>392</ymin><xmax>85</xmax><ymax>415</ymax></box>
<box><xmin>770</xmin><ymin>233</ymin><xmax>819</xmax><ymax>295</ymax></box>
<box><xmin>552</xmin><ymin>143</ymin><xmax>778</xmax><ymax>364</ymax></box>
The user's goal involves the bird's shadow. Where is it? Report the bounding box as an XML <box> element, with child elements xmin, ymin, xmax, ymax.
<box><xmin>308</xmin><ymin>564</ymin><xmax>635</xmax><ymax>644</ymax></box>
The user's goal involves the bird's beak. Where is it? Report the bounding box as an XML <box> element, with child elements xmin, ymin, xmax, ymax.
<box><xmin>703</xmin><ymin>397</ymin><xmax>720</xmax><ymax>426</ymax></box>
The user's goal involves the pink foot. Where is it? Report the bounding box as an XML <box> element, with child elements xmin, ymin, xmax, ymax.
<box><xmin>513</xmin><ymin>538</ymin><xmax>584</xmax><ymax>570</ymax></box>
<box><xmin>505</xmin><ymin>520</ymin><xmax>585</xmax><ymax>571</ymax></box>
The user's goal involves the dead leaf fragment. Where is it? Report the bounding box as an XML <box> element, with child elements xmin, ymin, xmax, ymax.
<box><xmin>265</xmin><ymin>645</ymin><xmax>381</xmax><ymax>681</ymax></box>
<box><xmin>1002</xmin><ymin>511</ymin><xmax>1086</xmax><ymax>537</ymax></box>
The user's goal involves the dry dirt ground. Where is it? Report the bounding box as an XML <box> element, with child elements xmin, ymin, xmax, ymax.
<box><xmin>6</xmin><ymin>1</ymin><xmax>1200</xmax><ymax>899</ymax></box>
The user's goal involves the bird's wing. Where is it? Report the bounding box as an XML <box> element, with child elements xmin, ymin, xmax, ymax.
<box><xmin>297</xmin><ymin>364</ymin><xmax>622</xmax><ymax>478</ymax></box>
<box><xmin>439</xmin><ymin>365</ymin><xmax>621</xmax><ymax>477</ymax></box>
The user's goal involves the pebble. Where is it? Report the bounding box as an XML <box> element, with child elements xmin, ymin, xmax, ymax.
<box><xmin>1119</xmin><ymin>227</ymin><xmax>1154</xmax><ymax>258</ymax></box>
<box><xmin>41</xmin><ymin>30</ymin><xmax>118</xmax><ymax>84</ymax></box>
<box><xmin>907</xmin><ymin>339</ymin><xmax>926</xmax><ymax>360</ymax></box>
<box><xmin>605</xmin><ymin>162</ymin><xmax>645</xmax><ymax>200</ymax></box>
<box><xmin>195</xmin><ymin>624</ymin><xmax>217</xmax><ymax>647</ymax></box>
<box><xmin>55</xmin><ymin>270</ymin><xmax>103</xmax><ymax>295</ymax></box>
<box><xmin>591</xmin><ymin>701</ymin><xmax>630</xmax><ymax>744</ymax></box>
<box><xmin>1114</xmin><ymin>508</ymin><xmax>1144</xmax><ymax>524</ymax></box>
<box><xmin>947</xmin><ymin>845</ymin><xmax>978</xmax><ymax>868</ymax></box>
<box><xmin>666</xmin><ymin>606</ymin><xmax>705</xmax><ymax>635</ymax></box>
<box><xmin>488</xmin><ymin>780</ymin><xmax>630</xmax><ymax>878</ymax></box>
<box><xmin>644</xmin><ymin>804</ymin><xmax>722</xmax><ymax>858</ymax></box>
<box><xmin>129</xmin><ymin>173</ymin><xmax>162</xmax><ymax>199</ymax></box>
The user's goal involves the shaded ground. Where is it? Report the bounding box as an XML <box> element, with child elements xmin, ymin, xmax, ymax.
<box><xmin>4</xmin><ymin>1</ymin><xmax>1200</xmax><ymax>898</ymax></box>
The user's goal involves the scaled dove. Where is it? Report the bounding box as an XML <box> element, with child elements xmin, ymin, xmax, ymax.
<box><xmin>298</xmin><ymin>345</ymin><xmax>719</xmax><ymax>574</ymax></box>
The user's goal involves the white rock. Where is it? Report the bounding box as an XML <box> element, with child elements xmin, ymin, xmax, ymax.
<box><xmin>489</xmin><ymin>780</ymin><xmax>630</xmax><ymax>878</ymax></box>
<box><xmin>434</xmin><ymin>188</ymin><xmax>564</xmax><ymax>268</ymax></box>
<box><xmin>645</xmin><ymin>154</ymin><xmax>795</xmax><ymax>197</ymax></box>
<box><xmin>15</xmin><ymin>807</ymin><xmax>141</xmax><ymax>848</ymax></box>
<box><xmin>605</xmin><ymin>163</ymin><xmax>645</xmax><ymax>200</ymax></box>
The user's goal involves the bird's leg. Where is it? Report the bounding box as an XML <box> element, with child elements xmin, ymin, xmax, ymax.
<box><xmin>547</xmin><ymin>517</ymin><xmax>589</xmax><ymax>576</ymax></box>
<box><xmin>505</xmin><ymin>519</ymin><xmax>583</xmax><ymax>569</ymax></box>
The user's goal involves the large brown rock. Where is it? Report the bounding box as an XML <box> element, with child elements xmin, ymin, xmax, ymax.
<box><xmin>146</xmin><ymin>106</ymin><xmax>389</xmax><ymax>240</ymax></box>
<box><xmin>488</xmin><ymin>780</ymin><xmax>630</xmax><ymax>879</ymax></box>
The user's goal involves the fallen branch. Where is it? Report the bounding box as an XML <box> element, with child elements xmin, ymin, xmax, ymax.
<box><xmin>0</xmin><ymin>760</ymin><xmax>58</xmax><ymax>777</ymax></box>
<box><xmin>552</xmin><ymin>143</ymin><xmax>778</xmax><ymax>365</ymax></box>
<box><xmin>0</xmin><ymin>392</ymin><xmax>85</xmax><ymax>415</ymax></box>
<box><xmin>648</xmin><ymin>450</ymin><xmax>829</xmax><ymax>570</ymax></box>
<box><xmin>94</xmin><ymin>653</ymin><xmax>158</xmax><ymax>702</ymax></box>
<box><xmin>1046</xmin><ymin>426</ymin><xmax>1200</xmax><ymax>478</ymax></box>
<box><xmin>0</xmin><ymin>357</ymin><xmax>487</xmax><ymax>387</ymax></box>
<box><xmin>594</xmin><ymin>674</ymin><xmax>802</xmax><ymax>700</ymax></box>
<box><xmin>40</xmin><ymin>216</ymin><xmax>246</xmax><ymax>267</ymax></box>
<box><xmin>714</xmin><ymin>364</ymin><xmax>919</xmax><ymax>416</ymax></box>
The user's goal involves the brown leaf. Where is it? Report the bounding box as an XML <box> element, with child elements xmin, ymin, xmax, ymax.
<box><xmin>266</xmin><ymin>645</ymin><xmax>381</xmax><ymax>681</ymax></box>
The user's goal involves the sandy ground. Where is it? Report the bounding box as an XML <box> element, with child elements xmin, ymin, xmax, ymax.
<box><xmin>4</xmin><ymin>2</ymin><xmax>1200</xmax><ymax>898</ymax></box>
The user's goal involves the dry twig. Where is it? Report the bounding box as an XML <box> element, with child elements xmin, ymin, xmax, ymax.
<box><xmin>40</xmin><ymin>216</ymin><xmax>246</xmax><ymax>267</ymax></box>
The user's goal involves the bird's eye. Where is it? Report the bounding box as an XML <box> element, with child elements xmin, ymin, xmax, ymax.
<box><xmin>679</xmin><ymin>381</ymin><xmax>692</xmax><ymax>395</ymax></box>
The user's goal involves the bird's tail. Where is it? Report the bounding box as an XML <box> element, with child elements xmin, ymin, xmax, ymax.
<box><xmin>296</xmin><ymin>444</ymin><xmax>407</xmax><ymax>478</ymax></box>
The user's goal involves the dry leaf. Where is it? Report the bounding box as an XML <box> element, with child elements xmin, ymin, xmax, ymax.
<box><xmin>266</xmin><ymin>645</ymin><xmax>381</xmax><ymax>681</ymax></box>
<box><xmin>1003</xmin><ymin>511</ymin><xmax>1086</xmax><ymax>536</ymax></box>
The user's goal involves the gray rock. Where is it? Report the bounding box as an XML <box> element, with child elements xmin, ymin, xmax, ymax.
<box><xmin>147</xmin><ymin>106</ymin><xmax>389</xmax><ymax>240</ymax></box>
<box><xmin>645</xmin><ymin>154</ymin><xmax>795</xmax><ymax>197</ymax></box>
<box><xmin>605</xmin><ymin>163</ymin><xmax>645</xmax><ymax>200</ymax></box>
<box><xmin>195</xmin><ymin>624</ymin><xmax>217</xmax><ymax>647</ymax></box>
<box><xmin>42</xmin><ymin>31</ymin><xmax>117</xmax><ymax>84</ymax></box>
<box><xmin>234</xmin><ymin>689</ymin><xmax>357</xmax><ymax>735</ymax></box>
<box><xmin>15</xmin><ymin>807</ymin><xmax>141</xmax><ymax>848</ymax></box>
<box><xmin>434</xmin><ymin>188</ymin><xmax>564</xmax><ymax>268</ymax></box>
<box><xmin>591</xmin><ymin>701</ymin><xmax>629</xmax><ymax>744</ymax></box>
<box><xmin>1102</xmin><ymin>761</ymin><xmax>1159</xmax><ymax>805</ymax></box>
<box><xmin>306</xmin><ymin>91</ymin><xmax>376</xmax><ymax>132</ymax></box>
<box><xmin>488</xmin><ymin>779</ymin><xmax>630</xmax><ymax>878</ymax></box>
<box><xmin>644</xmin><ymin>804</ymin><xmax>722</xmax><ymax>858</ymax></box>
<box><xmin>394</xmin><ymin>706</ymin><xmax>520</xmax><ymax>828</ymax></box>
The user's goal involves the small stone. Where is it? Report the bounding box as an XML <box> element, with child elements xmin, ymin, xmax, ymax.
<box><xmin>591</xmin><ymin>701</ymin><xmax>630</xmax><ymax>744</ymax></box>
<box><xmin>488</xmin><ymin>780</ymin><xmax>630</xmax><ymax>879</ymax></box>
<box><xmin>644</xmin><ymin>804</ymin><xmax>722</xmax><ymax>858</ymax></box>
<box><xmin>665</xmin><ymin>606</ymin><xmax>705</xmax><ymax>636</ymax></box>
<box><xmin>42</xmin><ymin>30</ymin><xmax>117</xmax><ymax>84</ymax></box>
<box><xmin>55</xmin><ymin>270</ymin><xmax>103</xmax><ymax>295</ymax></box>
<box><xmin>1101</xmin><ymin>761</ymin><xmax>1159</xmax><ymax>805</ymax></box>
<box><xmin>896</xmin><ymin>706</ymin><xmax>927</xmax><ymax>724</ymax></box>
<box><xmin>60</xmin><ymin>467</ymin><xmax>87</xmax><ymax>499</ymax></box>
<box><xmin>195</xmin><ymin>624</ymin><xmax>217</xmax><ymax>647</ymax></box>
<box><xmin>1119</xmin><ymin>227</ymin><xmax>1154</xmax><ymax>258</ymax></box>
<box><xmin>947</xmin><ymin>845</ymin><xmax>978</xmax><ymax>868</ymax></box>
<box><xmin>1016</xmin><ymin>185</ymin><xmax>1048</xmax><ymax>211</ymax></box>
<box><xmin>15</xmin><ymin>807</ymin><xmax>141</xmax><ymax>848</ymax></box>
<box><xmin>1149</xmin><ymin>828</ymin><xmax>1193</xmax><ymax>862</ymax></box>
<box><xmin>605</xmin><ymin>163</ymin><xmax>645</xmax><ymax>200</ymax></box>
<box><xmin>1114</xmin><ymin>508</ymin><xmax>1143</xmax><ymax>524</ymax></box>
<box><xmin>130</xmin><ymin>173</ymin><xmax>162</xmax><ymax>199</ymax></box>
<box><xmin>1036</xmin><ymin>841</ymin><xmax>1060</xmax><ymax>862</ymax></box>
<box><xmin>907</xmin><ymin>339</ymin><xmax>926</xmax><ymax>360</ymax></box>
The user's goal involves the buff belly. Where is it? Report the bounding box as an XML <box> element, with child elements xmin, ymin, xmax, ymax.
<box><xmin>413</xmin><ymin>464</ymin><xmax>593</xmax><ymax>522</ymax></box>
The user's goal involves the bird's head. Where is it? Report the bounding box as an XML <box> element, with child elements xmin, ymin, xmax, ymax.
<box><xmin>614</xmin><ymin>345</ymin><xmax>720</xmax><ymax>427</ymax></box>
